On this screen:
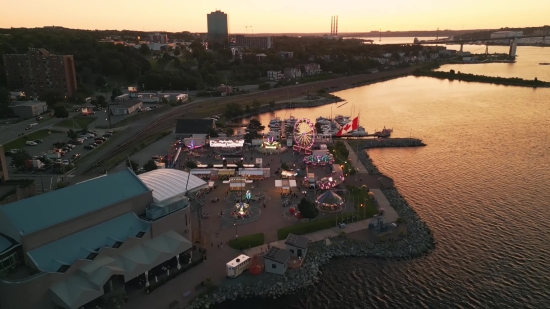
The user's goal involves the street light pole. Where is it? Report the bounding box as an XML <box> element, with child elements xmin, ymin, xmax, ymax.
<box><xmin>234</xmin><ymin>219</ymin><xmax>238</xmax><ymax>239</ymax></box>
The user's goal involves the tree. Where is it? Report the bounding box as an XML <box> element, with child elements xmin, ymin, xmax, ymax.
<box><xmin>67</xmin><ymin>129</ymin><xmax>78</xmax><ymax>140</ymax></box>
<box><xmin>96</xmin><ymin>95</ymin><xmax>107</xmax><ymax>108</ymax></box>
<box><xmin>208</xmin><ymin>128</ymin><xmax>219</xmax><ymax>137</ymax></box>
<box><xmin>297</xmin><ymin>198</ymin><xmax>318</xmax><ymax>219</ymax></box>
<box><xmin>252</xmin><ymin>100</ymin><xmax>261</xmax><ymax>112</ymax></box>
<box><xmin>225</xmin><ymin>127</ymin><xmax>234</xmax><ymax>136</ymax></box>
<box><xmin>0</xmin><ymin>87</ymin><xmax>10</xmax><ymax>117</ymax></box>
<box><xmin>54</xmin><ymin>105</ymin><xmax>69</xmax><ymax>118</ymax></box>
<box><xmin>143</xmin><ymin>160</ymin><xmax>158</xmax><ymax>172</ymax></box>
<box><xmin>245</xmin><ymin>119</ymin><xmax>265</xmax><ymax>140</ymax></box>
<box><xmin>40</xmin><ymin>90</ymin><xmax>64</xmax><ymax>107</ymax></box>
<box><xmin>186</xmin><ymin>161</ymin><xmax>198</xmax><ymax>168</ymax></box>
<box><xmin>95</xmin><ymin>75</ymin><xmax>107</xmax><ymax>87</ymax></box>
<box><xmin>173</xmin><ymin>49</ymin><xmax>181</xmax><ymax>56</ymax></box>
<box><xmin>140</xmin><ymin>44</ymin><xmax>151</xmax><ymax>55</ymax></box>
<box><xmin>126</xmin><ymin>160</ymin><xmax>139</xmax><ymax>172</ymax></box>
<box><xmin>268</xmin><ymin>100</ymin><xmax>275</xmax><ymax>109</ymax></box>
<box><xmin>11</xmin><ymin>150</ymin><xmax>31</xmax><ymax>169</ymax></box>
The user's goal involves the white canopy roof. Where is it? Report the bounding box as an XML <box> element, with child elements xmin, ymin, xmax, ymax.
<box><xmin>138</xmin><ymin>169</ymin><xmax>207</xmax><ymax>203</ymax></box>
<box><xmin>275</xmin><ymin>180</ymin><xmax>297</xmax><ymax>188</ymax></box>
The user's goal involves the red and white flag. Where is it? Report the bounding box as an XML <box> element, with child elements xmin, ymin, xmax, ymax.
<box><xmin>336</xmin><ymin>116</ymin><xmax>359</xmax><ymax>136</ymax></box>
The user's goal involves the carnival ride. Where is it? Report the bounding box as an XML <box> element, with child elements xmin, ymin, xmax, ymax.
<box><xmin>315</xmin><ymin>190</ymin><xmax>345</xmax><ymax>212</ymax></box>
<box><xmin>293</xmin><ymin>118</ymin><xmax>316</xmax><ymax>154</ymax></box>
<box><xmin>303</xmin><ymin>153</ymin><xmax>335</xmax><ymax>166</ymax></box>
<box><xmin>316</xmin><ymin>176</ymin><xmax>344</xmax><ymax>190</ymax></box>
<box><xmin>257</xmin><ymin>136</ymin><xmax>287</xmax><ymax>154</ymax></box>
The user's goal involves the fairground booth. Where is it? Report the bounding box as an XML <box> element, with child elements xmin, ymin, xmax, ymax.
<box><xmin>210</xmin><ymin>138</ymin><xmax>244</xmax><ymax>154</ymax></box>
<box><xmin>303</xmin><ymin>149</ymin><xmax>335</xmax><ymax>166</ymax></box>
<box><xmin>275</xmin><ymin>179</ymin><xmax>297</xmax><ymax>193</ymax></box>
<box><xmin>238</xmin><ymin>168</ymin><xmax>270</xmax><ymax>180</ymax></box>
<box><xmin>224</xmin><ymin>177</ymin><xmax>253</xmax><ymax>191</ymax></box>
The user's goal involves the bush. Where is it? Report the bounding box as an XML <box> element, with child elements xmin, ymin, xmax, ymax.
<box><xmin>258</xmin><ymin>82</ymin><xmax>271</xmax><ymax>90</ymax></box>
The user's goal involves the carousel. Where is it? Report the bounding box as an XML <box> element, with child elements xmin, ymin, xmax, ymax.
<box><xmin>231</xmin><ymin>201</ymin><xmax>252</xmax><ymax>219</ymax></box>
<box><xmin>303</xmin><ymin>153</ymin><xmax>335</xmax><ymax>166</ymax></box>
<box><xmin>315</xmin><ymin>190</ymin><xmax>345</xmax><ymax>213</ymax></box>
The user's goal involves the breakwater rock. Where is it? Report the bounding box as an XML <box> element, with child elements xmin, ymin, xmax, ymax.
<box><xmin>350</xmin><ymin>138</ymin><xmax>425</xmax><ymax>175</ymax></box>
<box><xmin>362</xmin><ymin>138</ymin><xmax>426</xmax><ymax>149</ymax></box>
<box><xmin>187</xmin><ymin>189</ymin><xmax>435</xmax><ymax>308</ymax></box>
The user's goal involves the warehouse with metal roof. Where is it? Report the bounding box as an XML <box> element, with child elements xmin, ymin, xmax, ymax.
<box><xmin>0</xmin><ymin>168</ymin><xmax>197</xmax><ymax>309</ymax></box>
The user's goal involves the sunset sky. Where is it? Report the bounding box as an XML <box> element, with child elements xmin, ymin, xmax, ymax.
<box><xmin>2</xmin><ymin>0</ymin><xmax>549</xmax><ymax>33</ymax></box>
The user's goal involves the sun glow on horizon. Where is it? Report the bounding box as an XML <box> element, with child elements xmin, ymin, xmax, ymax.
<box><xmin>1</xmin><ymin>0</ymin><xmax>549</xmax><ymax>33</ymax></box>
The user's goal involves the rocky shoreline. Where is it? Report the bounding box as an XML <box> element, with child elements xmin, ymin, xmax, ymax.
<box><xmin>360</xmin><ymin>138</ymin><xmax>426</xmax><ymax>149</ymax></box>
<box><xmin>232</xmin><ymin>72</ymin><xmax>411</xmax><ymax>120</ymax></box>
<box><xmin>186</xmin><ymin>148</ymin><xmax>435</xmax><ymax>309</ymax></box>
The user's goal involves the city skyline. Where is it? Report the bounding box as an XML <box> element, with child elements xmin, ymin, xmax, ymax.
<box><xmin>1</xmin><ymin>0</ymin><xmax>549</xmax><ymax>33</ymax></box>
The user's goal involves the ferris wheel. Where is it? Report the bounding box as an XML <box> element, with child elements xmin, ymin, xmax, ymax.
<box><xmin>293</xmin><ymin>118</ymin><xmax>316</xmax><ymax>153</ymax></box>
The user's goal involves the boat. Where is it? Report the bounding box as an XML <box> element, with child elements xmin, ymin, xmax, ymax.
<box><xmin>334</xmin><ymin>115</ymin><xmax>350</xmax><ymax>126</ymax></box>
<box><xmin>374</xmin><ymin>127</ymin><xmax>393</xmax><ymax>137</ymax></box>
<box><xmin>539</xmin><ymin>63</ymin><xmax>550</xmax><ymax>65</ymax></box>
<box><xmin>316</xmin><ymin>117</ymin><xmax>332</xmax><ymax>125</ymax></box>
<box><xmin>350</xmin><ymin>126</ymin><xmax>368</xmax><ymax>136</ymax></box>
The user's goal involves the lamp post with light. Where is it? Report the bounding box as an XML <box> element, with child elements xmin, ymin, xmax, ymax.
<box><xmin>234</xmin><ymin>219</ymin><xmax>238</xmax><ymax>239</ymax></box>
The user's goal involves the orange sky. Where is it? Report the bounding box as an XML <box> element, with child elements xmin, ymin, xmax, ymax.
<box><xmin>1</xmin><ymin>0</ymin><xmax>549</xmax><ymax>33</ymax></box>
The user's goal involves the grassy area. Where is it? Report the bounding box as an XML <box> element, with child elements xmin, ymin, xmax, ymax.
<box><xmin>56</xmin><ymin>116</ymin><xmax>97</xmax><ymax>129</ymax></box>
<box><xmin>3</xmin><ymin>129</ymin><xmax>62</xmax><ymax>151</ymax></box>
<box><xmin>101</xmin><ymin>130</ymin><xmax>171</xmax><ymax>171</ymax></box>
<box><xmin>108</xmin><ymin>105</ymin><xmax>171</xmax><ymax>128</ymax></box>
<box><xmin>277</xmin><ymin>187</ymin><xmax>379</xmax><ymax>240</ymax></box>
<box><xmin>228</xmin><ymin>233</ymin><xmax>265</xmax><ymax>250</ymax></box>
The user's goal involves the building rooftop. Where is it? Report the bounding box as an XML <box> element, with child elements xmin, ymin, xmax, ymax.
<box><xmin>8</xmin><ymin>100</ymin><xmax>47</xmax><ymax>107</ymax></box>
<box><xmin>284</xmin><ymin>233</ymin><xmax>309</xmax><ymax>249</ymax></box>
<box><xmin>0</xmin><ymin>169</ymin><xmax>150</xmax><ymax>241</ymax></box>
<box><xmin>175</xmin><ymin>119</ymin><xmax>214</xmax><ymax>135</ymax></box>
<box><xmin>138</xmin><ymin>169</ymin><xmax>207</xmax><ymax>203</ymax></box>
<box><xmin>27</xmin><ymin>213</ymin><xmax>151</xmax><ymax>273</ymax></box>
<box><xmin>111</xmin><ymin>99</ymin><xmax>142</xmax><ymax>108</ymax></box>
<box><xmin>264</xmin><ymin>247</ymin><xmax>291</xmax><ymax>264</ymax></box>
<box><xmin>0</xmin><ymin>233</ymin><xmax>17</xmax><ymax>253</ymax></box>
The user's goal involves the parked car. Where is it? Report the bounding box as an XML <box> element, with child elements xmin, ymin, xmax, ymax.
<box><xmin>90</xmin><ymin>143</ymin><xmax>98</xmax><ymax>147</ymax></box>
<box><xmin>80</xmin><ymin>135</ymin><xmax>88</xmax><ymax>139</ymax></box>
<box><xmin>36</xmin><ymin>116</ymin><xmax>43</xmax><ymax>121</ymax></box>
<box><xmin>25</xmin><ymin>126</ymin><xmax>32</xmax><ymax>130</ymax></box>
<box><xmin>34</xmin><ymin>139</ymin><xmax>43</xmax><ymax>143</ymax></box>
<box><xmin>107</xmin><ymin>130</ymin><xmax>114</xmax><ymax>134</ymax></box>
<box><xmin>95</xmin><ymin>137</ymin><xmax>107</xmax><ymax>141</ymax></box>
<box><xmin>62</xmin><ymin>160</ymin><xmax>70</xmax><ymax>166</ymax></box>
<box><xmin>95</xmin><ymin>140</ymin><xmax>104</xmax><ymax>144</ymax></box>
<box><xmin>66</xmin><ymin>144</ymin><xmax>76</xmax><ymax>148</ymax></box>
<box><xmin>26</xmin><ymin>141</ymin><xmax>37</xmax><ymax>146</ymax></box>
<box><xmin>72</xmin><ymin>154</ymin><xmax>81</xmax><ymax>160</ymax></box>
<box><xmin>103</xmin><ymin>133</ymin><xmax>112</xmax><ymax>138</ymax></box>
<box><xmin>84</xmin><ymin>145</ymin><xmax>94</xmax><ymax>150</ymax></box>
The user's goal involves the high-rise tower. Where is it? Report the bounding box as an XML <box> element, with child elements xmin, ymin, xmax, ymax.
<box><xmin>207</xmin><ymin>10</ymin><xmax>228</xmax><ymax>44</ymax></box>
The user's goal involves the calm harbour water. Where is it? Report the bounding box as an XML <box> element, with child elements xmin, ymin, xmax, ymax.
<box><xmin>217</xmin><ymin>47</ymin><xmax>550</xmax><ymax>309</ymax></box>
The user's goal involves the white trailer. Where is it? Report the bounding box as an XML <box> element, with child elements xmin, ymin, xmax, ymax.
<box><xmin>226</xmin><ymin>255</ymin><xmax>251</xmax><ymax>278</ymax></box>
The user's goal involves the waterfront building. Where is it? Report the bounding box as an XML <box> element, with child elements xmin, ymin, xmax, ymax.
<box><xmin>279</xmin><ymin>51</ymin><xmax>294</xmax><ymax>59</ymax></box>
<box><xmin>284</xmin><ymin>67</ymin><xmax>301</xmax><ymax>79</ymax></box>
<box><xmin>3</xmin><ymin>48</ymin><xmax>78</xmax><ymax>98</ymax></box>
<box><xmin>0</xmin><ymin>168</ymin><xmax>207</xmax><ymax>309</ymax></box>
<box><xmin>263</xmin><ymin>247</ymin><xmax>291</xmax><ymax>275</ymax></box>
<box><xmin>235</xmin><ymin>35</ymin><xmax>273</xmax><ymax>49</ymax></box>
<box><xmin>490</xmin><ymin>31</ymin><xmax>523</xmax><ymax>39</ymax></box>
<box><xmin>207</xmin><ymin>10</ymin><xmax>229</xmax><ymax>43</ymax></box>
<box><xmin>267</xmin><ymin>70</ymin><xmax>284</xmax><ymax>81</ymax></box>
<box><xmin>284</xmin><ymin>234</ymin><xmax>309</xmax><ymax>259</ymax></box>
<box><xmin>148</xmin><ymin>32</ymin><xmax>168</xmax><ymax>44</ymax></box>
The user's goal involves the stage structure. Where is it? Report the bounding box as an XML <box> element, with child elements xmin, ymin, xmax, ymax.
<box><xmin>292</xmin><ymin>118</ymin><xmax>316</xmax><ymax>154</ymax></box>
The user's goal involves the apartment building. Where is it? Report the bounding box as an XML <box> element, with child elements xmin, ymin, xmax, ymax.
<box><xmin>235</xmin><ymin>35</ymin><xmax>273</xmax><ymax>49</ymax></box>
<box><xmin>3</xmin><ymin>48</ymin><xmax>77</xmax><ymax>98</ymax></box>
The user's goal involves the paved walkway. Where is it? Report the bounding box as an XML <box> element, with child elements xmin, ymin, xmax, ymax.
<box><xmin>243</xmin><ymin>189</ymin><xmax>399</xmax><ymax>257</ymax></box>
<box><xmin>344</xmin><ymin>141</ymin><xmax>369</xmax><ymax>173</ymax></box>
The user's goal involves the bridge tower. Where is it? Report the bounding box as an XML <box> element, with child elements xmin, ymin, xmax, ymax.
<box><xmin>459</xmin><ymin>43</ymin><xmax>464</xmax><ymax>53</ymax></box>
<box><xmin>508</xmin><ymin>37</ymin><xmax>518</xmax><ymax>58</ymax></box>
<box><xmin>485</xmin><ymin>44</ymin><xmax>489</xmax><ymax>54</ymax></box>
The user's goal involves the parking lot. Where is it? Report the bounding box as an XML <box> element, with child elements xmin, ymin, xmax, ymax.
<box><xmin>6</xmin><ymin>127</ymin><xmax>119</xmax><ymax>175</ymax></box>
